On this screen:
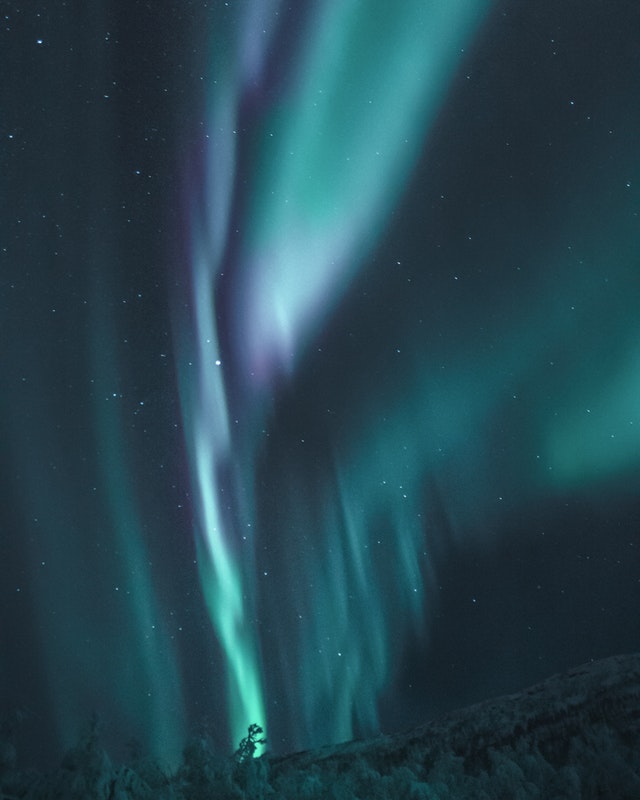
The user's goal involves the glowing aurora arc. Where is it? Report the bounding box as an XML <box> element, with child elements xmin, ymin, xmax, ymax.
<box><xmin>176</xmin><ymin>0</ymin><xmax>492</xmax><ymax>752</ymax></box>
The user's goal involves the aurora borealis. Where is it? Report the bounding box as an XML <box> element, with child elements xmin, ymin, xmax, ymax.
<box><xmin>2</xmin><ymin>0</ymin><xmax>640</xmax><ymax>770</ymax></box>
<box><xmin>175</xmin><ymin>0</ymin><xmax>491</xmax><ymax>753</ymax></box>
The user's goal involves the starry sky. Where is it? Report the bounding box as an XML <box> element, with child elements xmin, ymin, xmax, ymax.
<box><xmin>2</xmin><ymin>0</ymin><xmax>640</xmax><ymax>769</ymax></box>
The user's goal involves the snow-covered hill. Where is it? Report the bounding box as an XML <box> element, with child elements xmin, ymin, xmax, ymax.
<box><xmin>2</xmin><ymin>653</ymin><xmax>639</xmax><ymax>799</ymax></box>
<box><xmin>268</xmin><ymin>652</ymin><xmax>640</xmax><ymax>798</ymax></box>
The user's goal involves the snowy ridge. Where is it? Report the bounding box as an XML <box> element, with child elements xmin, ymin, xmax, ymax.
<box><xmin>2</xmin><ymin>653</ymin><xmax>639</xmax><ymax>798</ymax></box>
<box><xmin>265</xmin><ymin>653</ymin><xmax>640</xmax><ymax>796</ymax></box>
<box><xmin>273</xmin><ymin>653</ymin><xmax>640</xmax><ymax>771</ymax></box>
<box><xmin>388</xmin><ymin>652</ymin><xmax>640</xmax><ymax>768</ymax></box>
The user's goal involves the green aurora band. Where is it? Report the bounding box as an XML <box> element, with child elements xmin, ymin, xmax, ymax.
<box><xmin>178</xmin><ymin>0</ymin><xmax>493</xmax><ymax>750</ymax></box>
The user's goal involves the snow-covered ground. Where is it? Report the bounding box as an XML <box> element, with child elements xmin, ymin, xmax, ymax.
<box><xmin>2</xmin><ymin>653</ymin><xmax>639</xmax><ymax>799</ymax></box>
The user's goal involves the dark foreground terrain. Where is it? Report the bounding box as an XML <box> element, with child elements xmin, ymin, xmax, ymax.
<box><xmin>2</xmin><ymin>653</ymin><xmax>639</xmax><ymax>799</ymax></box>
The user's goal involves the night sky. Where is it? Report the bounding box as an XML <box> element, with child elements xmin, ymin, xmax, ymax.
<box><xmin>2</xmin><ymin>0</ymin><xmax>640</xmax><ymax>770</ymax></box>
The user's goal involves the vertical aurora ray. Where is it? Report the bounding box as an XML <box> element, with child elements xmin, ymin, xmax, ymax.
<box><xmin>1</xmin><ymin>0</ymin><xmax>195</xmax><ymax>763</ymax></box>
<box><xmin>177</xmin><ymin>0</ymin><xmax>491</xmax><ymax>751</ymax></box>
<box><xmin>175</xmin><ymin>234</ymin><xmax>267</xmax><ymax>748</ymax></box>
<box><xmin>173</xmin><ymin>2</ymin><xmax>279</xmax><ymax>748</ymax></box>
<box><xmin>88</xmin><ymin>283</ymin><xmax>187</xmax><ymax>763</ymax></box>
